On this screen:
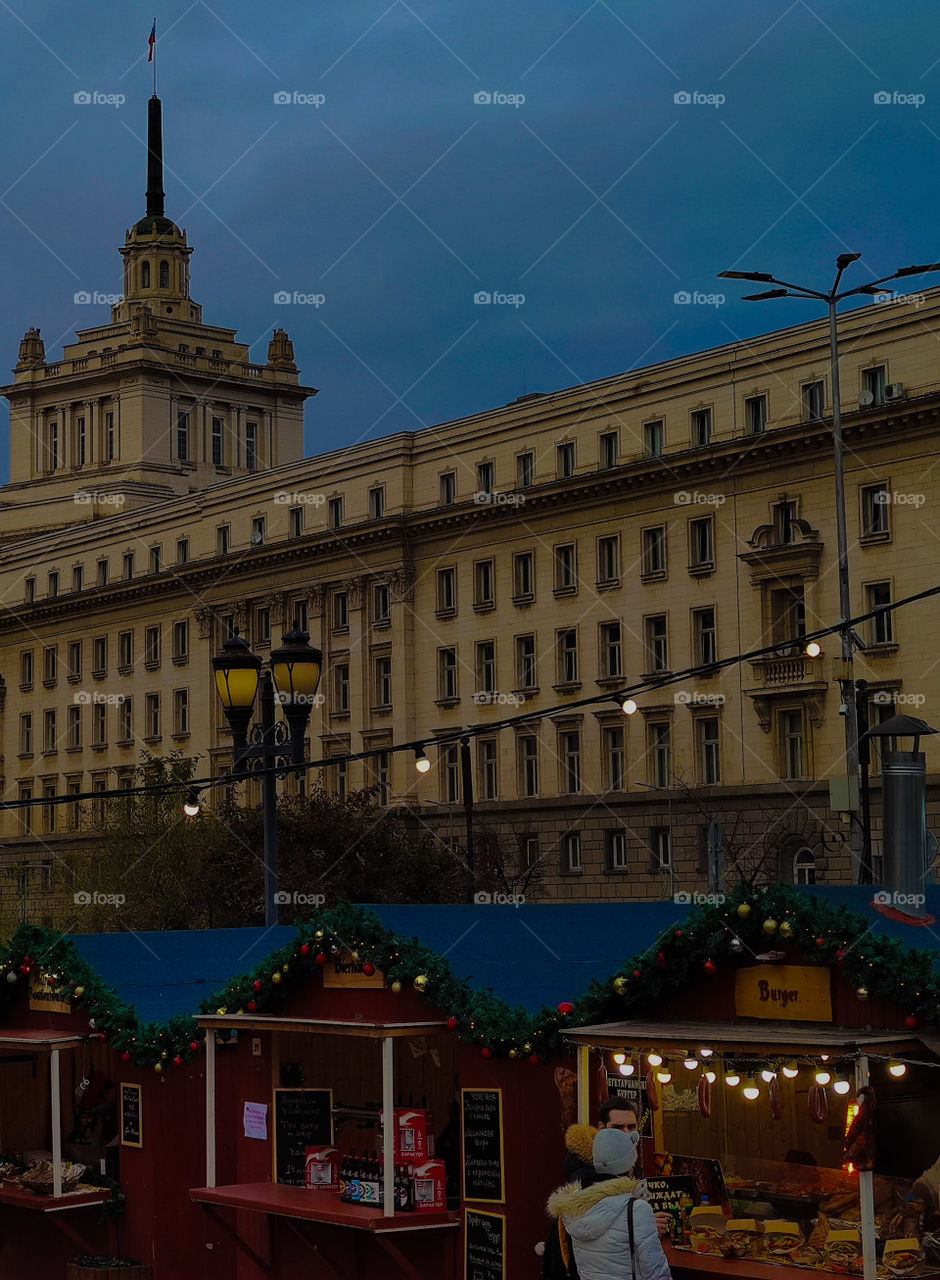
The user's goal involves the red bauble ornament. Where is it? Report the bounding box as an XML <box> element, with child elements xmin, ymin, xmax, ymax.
<box><xmin>248</xmin><ymin>1000</ymin><xmax>257</xmax><ymax>1012</ymax></box>
<box><xmin>675</xmin><ymin>930</ymin><xmax>683</xmax><ymax>938</ymax></box>
<box><xmin>363</xmin><ymin>963</ymin><xmax>376</xmax><ymax>976</ymax></box>
<box><xmin>704</xmin><ymin>960</ymin><xmax>717</xmax><ymax>975</ymax></box>
<box><xmin>633</xmin><ymin>969</ymin><xmax>642</xmax><ymax>978</ymax></box>
<box><xmin>190</xmin><ymin>1041</ymin><xmax>200</xmax><ymax>1053</ymax></box>
<box><xmin>656</xmin><ymin>952</ymin><xmax>666</xmax><ymax>969</ymax></box>
<box><xmin>815</xmin><ymin>937</ymin><xmax>826</xmax><ymax>948</ymax></box>
<box><xmin>481</xmin><ymin>1047</ymin><xmax>493</xmax><ymax>1059</ymax></box>
<box><xmin>300</xmin><ymin>944</ymin><xmax>310</xmax><ymax>956</ymax></box>
<box><xmin>446</xmin><ymin>1017</ymin><xmax>458</xmax><ymax>1030</ymax></box>
<box><xmin>253</xmin><ymin>979</ymin><xmax>263</xmax><ymax>991</ymax></box>
<box><xmin>23</xmin><ymin>956</ymin><xmax>31</xmax><ymax>965</ymax></box>
<box><xmin>18</xmin><ymin>965</ymin><xmax>29</xmax><ymax>974</ymax></box>
<box><xmin>316</xmin><ymin>953</ymin><xmax>327</xmax><ymax>967</ymax></box>
<box><xmin>174</xmin><ymin>1056</ymin><xmax>183</xmax><ymax>1067</ymax></box>
<box><xmin>557</xmin><ymin>1002</ymin><xmax>574</xmax><ymax>1015</ymax></box>
<box><xmin>121</xmin><ymin>1051</ymin><xmax>131</xmax><ymax>1062</ymax></box>
<box><xmin>905</xmin><ymin>1014</ymin><xmax>920</xmax><ymax>1030</ymax></box>
<box><xmin>529</xmin><ymin>1053</ymin><xmax>540</xmax><ymax>1065</ymax></box>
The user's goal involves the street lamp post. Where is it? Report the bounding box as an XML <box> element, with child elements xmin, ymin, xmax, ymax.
<box><xmin>213</xmin><ymin>625</ymin><xmax>323</xmax><ymax>926</ymax></box>
<box><xmin>719</xmin><ymin>255</ymin><xmax>940</xmax><ymax>882</ymax></box>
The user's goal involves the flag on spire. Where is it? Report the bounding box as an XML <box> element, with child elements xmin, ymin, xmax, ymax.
<box><xmin>148</xmin><ymin>20</ymin><xmax>156</xmax><ymax>63</ymax></box>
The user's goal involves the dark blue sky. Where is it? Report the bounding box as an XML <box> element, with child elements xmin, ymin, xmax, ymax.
<box><xmin>2</xmin><ymin>1</ymin><xmax>939</xmax><ymax>477</ymax></box>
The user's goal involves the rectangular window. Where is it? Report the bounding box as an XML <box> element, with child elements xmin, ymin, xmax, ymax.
<box><xmin>774</xmin><ymin>500</ymin><xmax>797</xmax><ymax>545</ymax></box>
<box><xmin>93</xmin><ymin>635</ymin><xmax>107</xmax><ymax>674</ymax></box>
<box><xmin>863</xmin><ymin>365</ymin><xmax>886</xmax><ymax>407</ymax></box>
<box><xmin>779</xmin><ymin>709</ymin><xmax>805</xmax><ymax>779</ymax></box>
<box><xmin>67</xmin><ymin>780</ymin><xmax>82</xmax><ymax>830</ymax></box>
<box><xmin>43</xmin><ymin>708</ymin><xmax>56</xmax><ymax>752</ymax></box>
<box><xmin>255</xmin><ymin>608</ymin><xmax>270</xmax><ymax>646</ymax></box>
<box><xmin>440</xmin><ymin>471</ymin><xmax>456</xmax><ymax>505</ymax></box>
<box><xmin>374</xmin><ymin>655</ymin><xmax>392</xmax><ymax>707</ymax></box>
<box><xmin>293</xmin><ymin>600</ymin><xmax>308</xmax><ymax>632</ymax></box>
<box><xmin>92</xmin><ymin>778</ymin><xmax>106</xmax><ymax>825</ymax></box>
<box><xmin>513</xmin><ymin>552</ymin><xmax>534</xmax><ymax>599</ymax></box>
<box><xmin>557</xmin><ymin>628</ymin><xmax>578</xmax><ymax>684</ymax></box>
<box><xmin>866</xmin><ymin>581</ymin><xmax>894</xmax><ymax>645</ymax></box>
<box><xmin>649</xmin><ymin>721</ymin><xmax>671</xmax><ymax>788</ymax></box>
<box><xmin>72</xmin><ymin>565</ymin><xmax>83</xmax><ymax>593</ymax></box>
<box><xmin>68</xmin><ymin>640</ymin><xmax>81</xmax><ymax>680</ymax></box>
<box><xmin>644</xmin><ymin>419</ymin><xmax>664</xmax><ymax>457</ymax></box>
<box><xmin>210</xmin><ymin>415</ymin><xmax>225</xmax><ymax>466</ymax></box>
<box><xmin>123</xmin><ymin>552</ymin><xmax>134</xmax><ymax>579</ymax></box>
<box><xmin>373</xmin><ymin>582</ymin><xmax>390</xmax><ymax>625</ymax></box>
<box><xmin>25</xmin><ymin>577</ymin><xmax>35</xmax><ymax>603</ymax></box>
<box><xmin>642</xmin><ymin>526</ymin><xmax>666</xmax><ymax>577</ymax></box>
<box><xmin>245</xmin><ymin>421</ymin><xmax>258</xmax><ymax>471</ymax></box>
<box><xmin>119</xmin><ymin>696</ymin><xmax>133</xmax><ymax>742</ymax></box>
<box><xmin>699</xmin><ymin>717</ymin><xmax>721</xmax><ymax>784</ymax></box>
<box><xmin>369</xmin><ymin>486</ymin><xmax>385</xmax><ymax>519</ymax></box>
<box><xmin>645</xmin><ymin>615</ymin><xmax>668</xmax><ymax>672</ymax></box>
<box><xmin>19</xmin><ymin>786</ymin><xmax>31</xmax><ymax>834</ymax></box>
<box><xmin>651</xmin><ymin>827</ymin><xmax>672</xmax><ymax>871</ymax></box>
<box><xmin>745</xmin><ymin>394</ymin><xmax>767</xmax><ymax>434</ymax></box>
<box><xmin>564</xmin><ymin>832</ymin><xmax>582</xmax><ymax>872</ymax></box>
<box><xmin>217</xmin><ymin>524</ymin><xmax>231</xmax><ymax>555</ymax></box>
<box><xmin>118</xmin><ymin>630</ymin><xmax>133</xmax><ymax>669</ymax></box>
<box><xmin>607</xmin><ymin>830</ymin><xmax>628</xmax><ymax>871</ymax></box>
<box><xmin>333</xmin><ymin>591</ymin><xmax>349</xmax><ymax>631</ymax></box>
<box><xmin>689</xmin><ymin>516</ymin><xmax>714</xmax><ymax>568</ymax></box>
<box><xmin>861</xmin><ymin>483</ymin><xmax>889</xmax><ymax>537</ymax></box>
<box><xmin>177</xmin><ymin>411</ymin><xmax>190</xmax><ymax>462</ymax></box>
<box><xmin>437</xmin><ymin>568</ymin><xmax>456</xmax><ymax>614</ymax></box>
<box><xmin>516</xmin><ymin>452</ymin><xmax>534</xmax><ymax>488</ymax></box>
<box><xmin>374</xmin><ymin>752</ymin><xmax>390</xmax><ymax>797</ymax></box>
<box><xmin>557</xmin><ymin>441</ymin><xmax>575</xmax><ymax>478</ymax></box>
<box><xmin>334</xmin><ymin>663</ymin><xmax>350</xmax><ymax>713</ymax></box>
<box><xmin>289</xmin><ymin>506</ymin><xmax>303</xmax><ymax>538</ymax></box>
<box><xmin>770</xmin><ymin>586</ymin><xmax>806</xmax><ymax>644</ymax></box>
<box><xmin>438</xmin><ymin>647</ymin><xmax>458</xmax><ymax>701</ymax></box>
<box><xmin>105</xmin><ymin>410</ymin><xmax>115</xmax><ymax>461</ymax></box>
<box><xmin>251</xmin><ymin>516</ymin><xmax>266</xmax><ymax>546</ymax></box>
<box><xmin>600</xmin><ymin>430</ymin><xmax>619</xmax><ymax>469</ymax></box>
<box><xmin>172</xmin><ymin>620</ymin><xmax>189</xmax><ymax>661</ymax></box>
<box><xmin>43</xmin><ymin>645</ymin><xmax>58</xmax><ymax>684</ymax></box>
<box><xmin>476</xmin><ymin>461</ymin><xmax>494</xmax><ymax>495</ymax></box>
<box><xmin>94</xmin><ymin>701</ymin><xmax>107</xmax><ymax>746</ymax></box>
<box><xmin>516</xmin><ymin>634</ymin><xmax>537</xmax><ymax>690</ymax></box>
<box><xmin>335</xmin><ymin>757</ymin><xmax>348</xmax><ymax>798</ymax></box>
<box><xmin>176</xmin><ymin>538</ymin><xmax>189</xmax><ymax>565</ymax></box>
<box><xmin>67</xmin><ymin>704</ymin><xmax>81</xmax><ymax>750</ymax></box>
<box><xmin>597</xmin><ymin>535</ymin><xmax>620</xmax><ymax>585</ymax></box>
<box><xmin>149</xmin><ymin>545</ymin><xmax>162</xmax><ymax>574</ymax></box>
<box><xmin>145</xmin><ymin>625</ymin><xmax>160</xmax><ymax>666</ymax></box>
<box><xmin>692</xmin><ymin>408</ymin><xmax>712</xmax><ymax>447</ymax></box>
<box><xmin>93</xmin><ymin>558</ymin><xmax>107</xmax><ymax>587</ymax></box>
<box><xmin>443</xmin><ymin>745</ymin><xmax>460</xmax><ymax>804</ymax></box>
<box><xmin>20</xmin><ymin>650</ymin><xmax>33</xmax><ymax>688</ymax></box>
<box><xmin>554</xmin><ymin>543</ymin><xmax>577</xmax><ymax>592</ymax></box>
<box><xmin>476</xmin><ymin>640</ymin><xmax>496</xmax><ymax>694</ymax></box>
<box><xmin>19</xmin><ymin>713</ymin><xmax>32</xmax><ymax>756</ymax></box>
<box><xmin>479</xmin><ymin>739</ymin><xmax>498</xmax><ymax>800</ymax></box>
<box><xmin>76</xmin><ymin>416</ymin><xmax>86</xmax><ymax>466</ymax></box>
<box><xmin>145</xmin><ymin>692</ymin><xmax>160</xmax><ymax>739</ymax></box>
<box><xmin>560</xmin><ymin>730</ymin><xmax>581</xmax><ymax>793</ymax></box>
<box><xmin>519</xmin><ymin>734</ymin><xmax>539</xmax><ymax>797</ymax></box>
<box><xmin>43</xmin><ymin>783</ymin><xmax>56</xmax><ymax>834</ymax></box>
<box><xmin>48</xmin><ymin>571</ymin><xmax>59</xmax><ymax>598</ymax></box>
<box><xmin>604</xmin><ymin>725</ymin><xmax>626</xmax><ymax>790</ymax></box>
<box><xmin>520</xmin><ymin>835</ymin><xmax>539</xmax><ymax>870</ymax></box>
<box><xmin>327</xmin><ymin>497</ymin><xmax>343</xmax><ymax>529</ymax></box>
<box><xmin>803</xmin><ymin>380</ymin><xmax>825</xmax><ymax>421</ymax></box>
<box><xmin>693</xmin><ymin>606</ymin><xmax>717</xmax><ymax>666</ymax></box>
<box><xmin>474</xmin><ymin>559</ymin><xmax>495</xmax><ymax>608</ymax></box>
<box><xmin>600</xmin><ymin>621</ymin><xmax>622</xmax><ymax>678</ymax></box>
<box><xmin>173</xmin><ymin>688</ymin><xmax>189</xmax><ymax>736</ymax></box>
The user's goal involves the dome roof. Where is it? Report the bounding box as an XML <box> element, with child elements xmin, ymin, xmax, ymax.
<box><xmin>130</xmin><ymin>214</ymin><xmax>183</xmax><ymax>239</ymax></box>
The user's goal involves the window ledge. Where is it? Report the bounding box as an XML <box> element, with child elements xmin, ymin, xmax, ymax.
<box><xmin>172</xmin><ymin>655</ymin><xmax>190</xmax><ymax>666</ymax></box>
<box><xmin>171</xmin><ymin>732</ymin><xmax>190</xmax><ymax>742</ymax></box>
<box><xmin>865</xmin><ymin>642</ymin><xmax>899</xmax><ymax>659</ymax></box>
<box><xmin>142</xmin><ymin>736</ymin><xmax>162</xmax><ymax>745</ymax></box>
<box><xmin>640</xmin><ymin>570</ymin><xmax>667</xmax><ymax>583</ymax></box>
<box><xmin>117</xmin><ymin>738</ymin><xmax>134</xmax><ymax>748</ymax></box>
<box><xmin>117</xmin><ymin>665</ymin><xmax>132</xmax><ymax>676</ymax></box>
<box><xmin>19</xmin><ymin>684</ymin><xmax>33</xmax><ymax>694</ymax></box>
<box><xmin>512</xmin><ymin>594</ymin><xmax>535</xmax><ymax>607</ymax></box>
<box><xmin>67</xmin><ymin>674</ymin><xmax>82</xmax><ymax>685</ymax></box>
<box><xmin>65</xmin><ymin>746</ymin><xmax>83</xmax><ymax>754</ymax></box>
<box><xmin>595</xmin><ymin>579</ymin><xmax>621</xmax><ymax>591</ymax></box>
<box><xmin>372</xmin><ymin>619</ymin><xmax>391</xmax><ymax>631</ymax></box>
<box><xmin>330</xmin><ymin>711</ymin><xmax>351</xmax><ymax>721</ymax></box>
<box><xmin>513</xmin><ymin>686</ymin><xmax>538</xmax><ymax>698</ymax></box>
<box><xmin>92</xmin><ymin>670</ymin><xmax>107</xmax><ymax>680</ymax></box>
<box><xmin>860</xmin><ymin>531</ymin><xmax>891</xmax><ymax>546</ymax></box>
<box><xmin>561</xmin><ymin>868</ymin><xmax>584</xmax><ymax>877</ymax></box>
<box><xmin>144</xmin><ymin>660</ymin><xmax>160</xmax><ymax>671</ymax></box>
<box><xmin>371</xmin><ymin>705</ymin><xmax>392</xmax><ymax>716</ymax></box>
<box><xmin>42</xmin><ymin>679</ymin><xmax>57</xmax><ymax>690</ymax></box>
<box><xmin>473</xmin><ymin>602</ymin><xmax>495</xmax><ymax>614</ymax></box>
<box><xmin>18</xmin><ymin>753</ymin><xmax>33</xmax><ymax>761</ymax></box>
<box><xmin>640</xmin><ymin>669</ymin><xmax>672</xmax><ymax>682</ymax></box>
<box><xmin>91</xmin><ymin>743</ymin><xmax>109</xmax><ymax>752</ymax></box>
<box><xmin>434</xmin><ymin>610</ymin><xmax>456</xmax><ymax>621</ymax></box>
<box><xmin>434</xmin><ymin>697</ymin><xmax>460</xmax><ymax>709</ymax></box>
<box><xmin>553</xmin><ymin>586</ymin><xmax>577</xmax><ymax>598</ymax></box>
<box><xmin>595</xmin><ymin>677</ymin><xmax>624</xmax><ymax>690</ymax></box>
<box><xmin>553</xmin><ymin>682</ymin><xmax>582</xmax><ymax>695</ymax></box>
<box><xmin>688</xmin><ymin>563</ymin><xmax>715</xmax><ymax>577</ymax></box>
<box><xmin>332</xmin><ymin>626</ymin><xmax>350</xmax><ymax>636</ymax></box>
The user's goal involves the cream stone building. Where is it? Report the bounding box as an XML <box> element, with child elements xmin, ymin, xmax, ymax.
<box><xmin>2</xmin><ymin>97</ymin><xmax>939</xmax><ymax>911</ymax></box>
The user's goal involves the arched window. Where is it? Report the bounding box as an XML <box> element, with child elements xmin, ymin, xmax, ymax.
<box><xmin>793</xmin><ymin>847</ymin><xmax>816</xmax><ymax>885</ymax></box>
<box><xmin>141</xmin><ymin>260</ymin><xmax>151</xmax><ymax>289</ymax></box>
<box><xmin>159</xmin><ymin>260</ymin><xmax>169</xmax><ymax>289</ymax></box>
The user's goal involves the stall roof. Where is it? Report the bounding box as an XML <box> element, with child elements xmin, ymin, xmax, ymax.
<box><xmin>563</xmin><ymin>1019</ymin><xmax>922</xmax><ymax>1054</ymax></box>
<box><xmin>0</xmin><ymin>1028</ymin><xmax>86</xmax><ymax>1049</ymax></box>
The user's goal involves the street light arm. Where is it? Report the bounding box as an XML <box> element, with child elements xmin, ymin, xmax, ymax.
<box><xmin>719</xmin><ymin>268</ymin><xmax>826</xmax><ymax>300</ymax></box>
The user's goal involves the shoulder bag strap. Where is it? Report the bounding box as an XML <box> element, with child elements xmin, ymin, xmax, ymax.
<box><xmin>627</xmin><ymin>1198</ymin><xmax>638</xmax><ymax>1280</ymax></box>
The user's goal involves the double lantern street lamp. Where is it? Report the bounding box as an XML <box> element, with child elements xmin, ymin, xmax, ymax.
<box><xmin>213</xmin><ymin>625</ymin><xmax>323</xmax><ymax>926</ymax></box>
<box><xmin>718</xmin><ymin>254</ymin><xmax>940</xmax><ymax>883</ymax></box>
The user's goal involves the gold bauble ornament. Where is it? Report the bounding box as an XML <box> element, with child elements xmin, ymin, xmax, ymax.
<box><xmin>737</xmin><ymin>904</ymin><xmax>752</xmax><ymax>920</ymax></box>
<box><xmin>857</xmin><ymin>986</ymin><xmax>870</xmax><ymax>1001</ymax></box>
<box><xmin>161</xmin><ymin>1050</ymin><xmax>168</xmax><ymax>1059</ymax></box>
<box><xmin>414</xmin><ymin>974</ymin><xmax>428</xmax><ymax>992</ymax></box>
<box><xmin>523</xmin><ymin>1042</ymin><xmax>533</xmax><ymax>1054</ymax></box>
<box><xmin>391</xmin><ymin>980</ymin><xmax>402</xmax><ymax>993</ymax></box>
<box><xmin>779</xmin><ymin>921</ymin><xmax>793</xmax><ymax>939</ymax></box>
<box><xmin>763</xmin><ymin>918</ymin><xmax>778</xmax><ymax>935</ymax></box>
<box><xmin>272</xmin><ymin>972</ymin><xmax>282</xmax><ymax>984</ymax></box>
<box><xmin>282</xmin><ymin>964</ymin><xmax>289</xmax><ymax>973</ymax></box>
<box><xmin>154</xmin><ymin>1062</ymin><xmax>163</xmax><ymax>1073</ymax></box>
<box><xmin>315</xmin><ymin>929</ymin><xmax>325</xmax><ymax>940</ymax></box>
<box><xmin>74</xmin><ymin>986</ymin><xmax>85</xmax><ymax>998</ymax></box>
<box><xmin>216</xmin><ymin>1007</ymin><xmax>227</xmax><ymax>1015</ymax></box>
<box><xmin>509</xmin><ymin>1049</ymin><xmax>518</xmax><ymax>1058</ymax></box>
<box><xmin>613</xmin><ymin>976</ymin><xmax>628</xmax><ymax>996</ymax></box>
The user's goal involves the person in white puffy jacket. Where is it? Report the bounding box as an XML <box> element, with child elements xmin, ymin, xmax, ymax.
<box><xmin>547</xmin><ymin>1128</ymin><xmax>672</xmax><ymax>1280</ymax></box>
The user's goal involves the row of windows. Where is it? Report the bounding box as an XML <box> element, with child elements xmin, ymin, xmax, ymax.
<box><xmin>17</xmin><ymin>690</ymin><xmax>190</xmax><ymax>758</ymax></box>
<box><xmin>19</xmin><ymin>624</ymin><xmax>190</xmax><ymax>688</ymax></box>
<box><xmin>43</xmin><ymin>410</ymin><xmax>116</xmax><ymax>471</ymax></box>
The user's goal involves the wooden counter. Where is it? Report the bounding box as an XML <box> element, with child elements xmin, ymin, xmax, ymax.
<box><xmin>665</xmin><ymin>1243</ymin><xmax>939</xmax><ymax>1280</ymax></box>
<box><xmin>0</xmin><ymin>1184</ymin><xmax>110</xmax><ymax>1213</ymax></box>
<box><xmin>190</xmin><ymin>1183</ymin><xmax>459</xmax><ymax>1234</ymax></box>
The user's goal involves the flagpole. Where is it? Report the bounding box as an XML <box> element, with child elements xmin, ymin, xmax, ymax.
<box><xmin>153</xmin><ymin>18</ymin><xmax>157</xmax><ymax>95</ymax></box>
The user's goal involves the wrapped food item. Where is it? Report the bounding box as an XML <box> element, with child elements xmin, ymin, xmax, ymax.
<box><xmin>719</xmin><ymin>1218</ymin><xmax>761</xmax><ymax>1258</ymax></box>
<box><xmin>809</xmin><ymin>1213</ymin><xmax>831</xmax><ymax>1252</ymax></box>
<box><xmin>825</xmin><ymin>1228</ymin><xmax>862</xmax><ymax>1273</ymax></box>
<box><xmin>883</xmin><ymin>1238</ymin><xmax>924</xmax><ymax>1275</ymax></box>
<box><xmin>763</xmin><ymin>1220</ymin><xmax>803</xmax><ymax>1259</ymax></box>
<box><xmin>689</xmin><ymin>1203</ymin><xmax>726</xmax><ymax>1255</ymax></box>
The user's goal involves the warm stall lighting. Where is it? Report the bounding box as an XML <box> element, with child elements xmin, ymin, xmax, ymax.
<box><xmin>704</xmin><ymin>1069</ymin><xmax>717</xmax><ymax>1084</ymax></box>
<box><xmin>684</xmin><ymin>1056</ymin><xmax>699</xmax><ymax>1071</ymax></box>
<box><xmin>760</xmin><ymin>1068</ymin><xmax>777</xmax><ymax>1083</ymax></box>
<box><xmin>742</xmin><ymin>1078</ymin><xmax>760</xmax><ymax>1100</ymax></box>
<box><xmin>612</xmin><ymin>1052</ymin><xmax>626</xmax><ymax>1065</ymax></box>
<box><xmin>833</xmin><ymin>1076</ymin><xmax>852</xmax><ymax>1096</ymax></box>
<box><xmin>820</xmin><ymin>1054</ymin><xmax>831</xmax><ymax>1062</ymax></box>
<box><xmin>656</xmin><ymin>1065</ymin><xmax>673</xmax><ymax>1084</ymax></box>
<box><xmin>647</xmin><ymin>1051</ymin><xmax>663</xmax><ymax>1067</ymax></box>
<box><xmin>725</xmin><ymin>1071</ymin><xmax>741</xmax><ymax>1087</ymax></box>
<box><xmin>621</xmin><ymin>698</ymin><xmax>638</xmax><ymax>715</ymax></box>
<box><xmin>888</xmin><ymin>1061</ymin><xmax>908</xmax><ymax>1078</ymax></box>
<box><xmin>414</xmin><ymin>746</ymin><xmax>432</xmax><ymax>774</ymax></box>
<box><xmin>805</xmin><ymin>641</ymin><xmax>822</xmax><ymax>658</ymax></box>
<box><xmin>782</xmin><ymin>1061</ymin><xmax>799</xmax><ymax>1079</ymax></box>
<box><xmin>699</xmin><ymin>1047</ymin><xmax>714</xmax><ymax>1057</ymax></box>
<box><xmin>619</xmin><ymin>1062</ymin><xmax>636</xmax><ymax>1077</ymax></box>
<box><xmin>815</xmin><ymin>1069</ymin><xmax>832</xmax><ymax>1086</ymax></box>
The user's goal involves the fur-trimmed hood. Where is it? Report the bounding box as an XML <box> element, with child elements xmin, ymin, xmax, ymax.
<box><xmin>565</xmin><ymin>1123</ymin><xmax>598</xmax><ymax>1166</ymax></box>
<box><xmin>548</xmin><ymin>1175</ymin><xmax>638</xmax><ymax>1223</ymax></box>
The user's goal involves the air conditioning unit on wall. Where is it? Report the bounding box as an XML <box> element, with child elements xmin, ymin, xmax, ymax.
<box><xmin>885</xmin><ymin>382</ymin><xmax>905</xmax><ymax>401</ymax></box>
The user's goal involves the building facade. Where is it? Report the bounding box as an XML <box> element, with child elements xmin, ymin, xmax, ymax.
<box><xmin>2</xmin><ymin>99</ymin><xmax>939</xmax><ymax>910</ymax></box>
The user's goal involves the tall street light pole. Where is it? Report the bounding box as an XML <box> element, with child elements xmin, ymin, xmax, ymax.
<box><xmin>719</xmin><ymin>255</ymin><xmax>940</xmax><ymax>882</ymax></box>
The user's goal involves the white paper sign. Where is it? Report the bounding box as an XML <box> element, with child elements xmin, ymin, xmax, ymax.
<box><xmin>244</xmin><ymin>1101</ymin><xmax>268</xmax><ymax>1141</ymax></box>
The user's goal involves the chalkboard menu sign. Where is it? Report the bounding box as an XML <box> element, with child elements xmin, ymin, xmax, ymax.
<box><xmin>461</xmin><ymin>1089</ymin><xmax>504</xmax><ymax>1204</ymax></box>
<box><xmin>465</xmin><ymin>1209</ymin><xmax>505</xmax><ymax>1280</ymax></box>
<box><xmin>119</xmin><ymin>1082</ymin><xmax>142</xmax><ymax>1148</ymax></box>
<box><xmin>643</xmin><ymin>1175</ymin><xmax>696</xmax><ymax>1210</ymax></box>
<box><xmin>273</xmin><ymin>1088</ymin><xmax>333</xmax><ymax>1186</ymax></box>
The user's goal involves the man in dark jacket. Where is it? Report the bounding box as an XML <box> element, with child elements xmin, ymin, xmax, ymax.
<box><xmin>563</xmin><ymin>1096</ymin><xmax>642</xmax><ymax>1184</ymax></box>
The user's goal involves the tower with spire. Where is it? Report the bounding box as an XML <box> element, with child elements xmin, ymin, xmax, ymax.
<box><xmin>0</xmin><ymin>93</ymin><xmax>316</xmax><ymax>533</ymax></box>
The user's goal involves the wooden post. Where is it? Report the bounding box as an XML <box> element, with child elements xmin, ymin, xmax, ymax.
<box><xmin>206</xmin><ymin>1030</ymin><xmax>216</xmax><ymax>1188</ymax></box>
<box><xmin>577</xmin><ymin>1044</ymin><xmax>590</xmax><ymax>1125</ymax></box>
<box><xmin>51</xmin><ymin>1048</ymin><xmax>63</xmax><ymax>1197</ymax></box>
<box><xmin>382</xmin><ymin>1036</ymin><xmax>395</xmax><ymax>1216</ymax></box>
<box><xmin>856</xmin><ymin>1055</ymin><xmax>876</xmax><ymax>1280</ymax></box>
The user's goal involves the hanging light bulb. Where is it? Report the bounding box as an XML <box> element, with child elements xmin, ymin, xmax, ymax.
<box><xmin>619</xmin><ymin>1062</ymin><xmax>636</xmax><ymax>1077</ymax></box>
<box><xmin>647</xmin><ymin>1051</ymin><xmax>663</xmax><ymax>1067</ymax></box>
<box><xmin>704</xmin><ymin>1069</ymin><xmax>717</xmax><ymax>1084</ymax></box>
<box><xmin>684</xmin><ymin>1055</ymin><xmax>699</xmax><ymax>1071</ymax></box>
<box><xmin>414</xmin><ymin>746</ymin><xmax>432</xmax><ymax>774</ymax></box>
<box><xmin>805</xmin><ymin>640</ymin><xmax>822</xmax><ymax>659</ymax></box>
<box><xmin>833</xmin><ymin>1075</ymin><xmax>852</xmax><ymax>1096</ymax></box>
<box><xmin>742</xmin><ymin>1077</ymin><xmax>760</xmax><ymax>1100</ymax></box>
<box><xmin>699</xmin><ymin>1047</ymin><xmax>714</xmax><ymax>1058</ymax></box>
<box><xmin>820</xmin><ymin>1054</ymin><xmax>831</xmax><ymax>1062</ymax></box>
<box><xmin>183</xmin><ymin>789</ymin><xmax>201</xmax><ymax>818</ymax></box>
<box><xmin>888</xmin><ymin>1061</ymin><xmax>907</xmax><ymax>1078</ymax></box>
<box><xmin>656</xmin><ymin>1064</ymin><xmax>673</xmax><ymax>1084</ymax></box>
<box><xmin>612</xmin><ymin>1052</ymin><xmax>626</xmax><ymax>1065</ymax></box>
<box><xmin>725</xmin><ymin>1070</ymin><xmax>741</xmax><ymax>1087</ymax></box>
<box><xmin>815</xmin><ymin>1068</ymin><xmax>832</xmax><ymax>1086</ymax></box>
<box><xmin>621</xmin><ymin>697</ymin><xmax>638</xmax><ymax>716</ymax></box>
<box><xmin>761</xmin><ymin>1067</ymin><xmax>777</xmax><ymax>1083</ymax></box>
<box><xmin>782</xmin><ymin>1061</ymin><xmax>799</xmax><ymax>1079</ymax></box>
